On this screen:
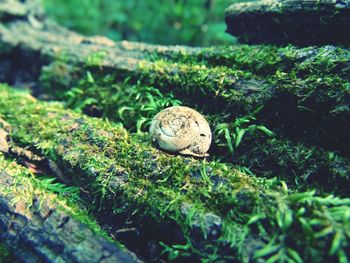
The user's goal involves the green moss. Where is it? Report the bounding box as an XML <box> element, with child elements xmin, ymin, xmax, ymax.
<box><xmin>39</xmin><ymin>64</ymin><xmax>350</xmax><ymax>196</ymax></box>
<box><xmin>135</xmin><ymin>44</ymin><xmax>350</xmax><ymax>80</ymax></box>
<box><xmin>41</xmin><ymin>69</ymin><xmax>182</xmax><ymax>132</ymax></box>
<box><xmin>210</xmin><ymin>112</ymin><xmax>350</xmax><ymax>196</ymax></box>
<box><xmin>40</xmin><ymin>44</ymin><xmax>350</xmax><ymax>155</ymax></box>
<box><xmin>136</xmin><ymin>59</ymin><xmax>256</xmax><ymax>111</ymax></box>
<box><xmin>1</xmin><ymin>84</ymin><xmax>350</xmax><ymax>262</ymax></box>
<box><xmin>145</xmin><ymin>44</ymin><xmax>284</xmax><ymax>76</ymax></box>
<box><xmin>232</xmin><ymin>136</ymin><xmax>350</xmax><ymax>195</ymax></box>
<box><xmin>139</xmin><ymin>59</ymin><xmax>349</xmax><ymax>155</ymax></box>
<box><xmin>85</xmin><ymin>50</ymin><xmax>108</xmax><ymax>67</ymax></box>
<box><xmin>0</xmin><ymin>242</ymin><xmax>12</xmax><ymax>263</ymax></box>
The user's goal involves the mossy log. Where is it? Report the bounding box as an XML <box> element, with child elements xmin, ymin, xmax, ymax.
<box><xmin>0</xmin><ymin>3</ymin><xmax>349</xmax><ymax>156</ymax></box>
<box><xmin>228</xmin><ymin>136</ymin><xmax>350</xmax><ymax>195</ymax></box>
<box><xmin>0</xmin><ymin>0</ymin><xmax>348</xmax><ymax>194</ymax></box>
<box><xmin>38</xmin><ymin>67</ymin><xmax>350</xmax><ymax>196</ymax></box>
<box><xmin>225</xmin><ymin>0</ymin><xmax>350</xmax><ymax>45</ymax></box>
<box><xmin>0</xmin><ymin>154</ymin><xmax>140</xmax><ymax>263</ymax></box>
<box><xmin>0</xmin><ymin>1</ymin><xmax>349</xmax><ymax>262</ymax></box>
<box><xmin>117</xmin><ymin>43</ymin><xmax>350</xmax><ymax>80</ymax></box>
<box><xmin>1</xmin><ymin>84</ymin><xmax>350</xmax><ymax>262</ymax></box>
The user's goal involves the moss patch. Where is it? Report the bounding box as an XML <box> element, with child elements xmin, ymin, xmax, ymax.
<box><xmin>39</xmin><ymin>65</ymin><xmax>350</xmax><ymax>196</ymax></box>
<box><xmin>39</xmin><ymin>45</ymin><xmax>350</xmax><ymax>156</ymax></box>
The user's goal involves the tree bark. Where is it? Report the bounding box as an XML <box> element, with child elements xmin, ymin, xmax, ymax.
<box><xmin>0</xmin><ymin>163</ymin><xmax>140</xmax><ymax>263</ymax></box>
<box><xmin>225</xmin><ymin>0</ymin><xmax>350</xmax><ymax>45</ymax></box>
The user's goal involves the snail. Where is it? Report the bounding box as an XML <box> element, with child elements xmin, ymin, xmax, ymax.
<box><xmin>149</xmin><ymin>106</ymin><xmax>211</xmax><ymax>157</ymax></box>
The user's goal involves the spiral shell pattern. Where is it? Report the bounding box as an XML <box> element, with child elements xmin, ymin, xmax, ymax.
<box><xmin>149</xmin><ymin>106</ymin><xmax>211</xmax><ymax>157</ymax></box>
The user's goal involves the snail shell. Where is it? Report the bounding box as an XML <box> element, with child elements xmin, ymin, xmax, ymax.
<box><xmin>149</xmin><ymin>106</ymin><xmax>211</xmax><ymax>157</ymax></box>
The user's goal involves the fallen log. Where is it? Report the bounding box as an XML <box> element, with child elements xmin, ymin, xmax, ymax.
<box><xmin>116</xmin><ymin>43</ymin><xmax>350</xmax><ymax>80</ymax></box>
<box><xmin>0</xmin><ymin>3</ymin><xmax>349</xmax><ymax>156</ymax></box>
<box><xmin>38</xmin><ymin>68</ymin><xmax>350</xmax><ymax>196</ymax></box>
<box><xmin>0</xmin><ymin>153</ymin><xmax>140</xmax><ymax>263</ymax></box>
<box><xmin>0</xmin><ymin>0</ymin><xmax>349</xmax><ymax>194</ymax></box>
<box><xmin>0</xmin><ymin>84</ymin><xmax>350</xmax><ymax>262</ymax></box>
<box><xmin>225</xmin><ymin>0</ymin><xmax>350</xmax><ymax>45</ymax></box>
<box><xmin>231</xmin><ymin>136</ymin><xmax>350</xmax><ymax>195</ymax></box>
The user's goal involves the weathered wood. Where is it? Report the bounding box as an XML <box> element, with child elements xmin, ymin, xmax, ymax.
<box><xmin>225</xmin><ymin>0</ymin><xmax>350</xmax><ymax>45</ymax></box>
<box><xmin>0</xmin><ymin>155</ymin><xmax>140</xmax><ymax>263</ymax></box>
<box><xmin>1</xmin><ymin>84</ymin><xmax>350</xmax><ymax>262</ymax></box>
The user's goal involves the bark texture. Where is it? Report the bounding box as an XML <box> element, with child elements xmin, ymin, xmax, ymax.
<box><xmin>0</xmin><ymin>168</ymin><xmax>140</xmax><ymax>263</ymax></box>
<box><xmin>225</xmin><ymin>0</ymin><xmax>350</xmax><ymax>45</ymax></box>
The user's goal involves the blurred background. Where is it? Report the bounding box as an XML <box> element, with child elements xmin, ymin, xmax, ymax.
<box><xmin>43</xmin><ymin>0</ymin><xmax>244</xmax><ymax>46</ymax></box>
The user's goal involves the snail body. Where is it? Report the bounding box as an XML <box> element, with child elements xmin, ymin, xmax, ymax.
<box><xmin>149</xmin><ymin>106</ymin><xmax>211</xmax><ymax>157</ymax></box>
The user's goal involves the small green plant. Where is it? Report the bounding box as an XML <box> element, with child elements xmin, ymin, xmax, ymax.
<box><xmin>36</xmin><ymin>177</ymin><xmax>81</xmax><ymax>198</ymax></box>
<box><xmin>0</xmin><ymin>242</ymin><xmax>12</xmax><ymax>263</ymax></box>
<box><xmin>215</xmin><ymin>108</ymin><xmax>274</xmax><ymax>156</ymax></box>
<box><xmin>86</xmin><ymin>51</ymin><xmax>107</xmax><ymax>67</ymax></box>
<box><xmin>247</xmin><ymin>191</ymin><xmax>350</xmax><ymax>263</ymax></box>
<box><xmin>117</xmin><ymin>84</ymin><xmax>182</xmax><ymax>133</ymax></box>
<box><xmin>159</xmin><ymin>242</ymin><xmax>192</xmax><ymax>261</ymax></box>
<box><xmin>64</xmin><ymin>71</ymin><xmax>182</xmax><ymax>132</ymax></box>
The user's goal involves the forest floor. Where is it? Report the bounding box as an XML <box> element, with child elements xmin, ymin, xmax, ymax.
<box><xmin>0</xmin><ymin>0</ymin><xmax>349</xmax><ymax>262</ymax></box>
